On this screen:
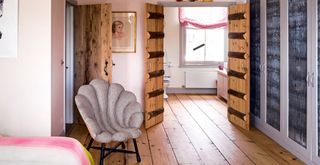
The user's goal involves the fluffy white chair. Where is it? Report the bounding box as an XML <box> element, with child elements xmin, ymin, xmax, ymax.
<box><xmin>75</xmin><ymin>79</ymin><xmax>143</xmax><ymax>165</ymax></box>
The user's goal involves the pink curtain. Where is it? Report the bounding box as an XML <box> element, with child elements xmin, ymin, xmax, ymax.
<box><xmin>179</xmin><ymin>7</ymin><xmax>227</xmax><ymax>29</ymax></box>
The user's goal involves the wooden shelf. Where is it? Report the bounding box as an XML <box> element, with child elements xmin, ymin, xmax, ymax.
<box><xmin>158</xmin><ymin>1</ymin><xmax>238</xmax><ymax>7</ymax></box>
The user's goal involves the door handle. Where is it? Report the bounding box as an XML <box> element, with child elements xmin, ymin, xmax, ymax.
<box><xmin>259</xmin><ymin>64</ymin><xmax>262</xmax><ymax>73</ymax></box>
<box><xmin>310</xmin><ymin>72</ymin><xmax>315</xmax><ymax>87</ymax></box>
<box><xmin>259</xmin><ymin>64</ymin><xmax>265</xmax><ymax>73</ymax></box>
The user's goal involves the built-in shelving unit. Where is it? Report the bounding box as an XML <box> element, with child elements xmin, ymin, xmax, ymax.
<box><xmin>158</xmin><ymin>1</ymin><xmax>237</xmax><ymax>7</ymax></box>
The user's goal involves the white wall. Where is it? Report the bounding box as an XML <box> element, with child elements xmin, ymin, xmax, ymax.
<box><xmin>164</xmin><ymin>7</ymin><xmax>219</xmax><ymax>88</ymax></box>
<box><xmin>109</xmin><ymin>0</ymin><xmax>145</xmax><ymax>104</ymax></box>
<box><xmin>0</xmin><ymin>0</ymin><xmax>52</xmax><ymax>136</ymax></box>
<box><xmin>110</xmin><ymin>0</ymin><xmax>175</xmax><ymax>103</ymax></box>
<box><xmin>0</xmin><ymin>0</ymin><xmax>65</xmax><ymax>136</ymax></box>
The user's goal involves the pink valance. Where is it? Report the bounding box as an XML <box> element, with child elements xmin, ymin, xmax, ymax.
<box><xmin>179</xmin><ymin>7</ymin><xmax>227</xmax><ymax>29</ymax></box>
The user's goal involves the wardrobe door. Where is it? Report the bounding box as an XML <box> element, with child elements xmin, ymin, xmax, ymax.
<box><xmin>250</xmin><ymin>0</ymin><xmax>261</xmax><ymax>118</ymax></box>
<box><xmin>266</xmin><ymin>0</ymin><xmax>280</xmax><ymax>131</ymax></box>
<box><xmin>288</xmin><ymin>0</ymin><xmax>308</xmax><ymax>147</ymax></box>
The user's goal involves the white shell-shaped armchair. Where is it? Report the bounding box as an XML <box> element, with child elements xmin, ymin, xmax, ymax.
<box><xmin>75</xmin><ymin>79</ymin><xmax>143</xmax><ymax>165</ymax></box>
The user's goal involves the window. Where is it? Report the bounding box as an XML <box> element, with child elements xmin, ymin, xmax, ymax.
<box><xmin>179</xmin><ymin>7</ymin><xmax>227</xmax><ymax>67</ymax></box>
<box><xmin>182</xmin><ymin>27</ymin><xmax>226</xmax><ymax>66</ymax></box>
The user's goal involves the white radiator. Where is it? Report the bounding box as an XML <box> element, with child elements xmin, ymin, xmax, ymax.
<box><xmin>184</xmin><ymin>71</ymin><xmax>217</xmax><ymax>88</ymax></box>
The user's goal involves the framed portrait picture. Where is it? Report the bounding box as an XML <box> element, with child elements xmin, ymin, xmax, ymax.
<box><xmin>0</xmin><ymin>0</ymin><xmax>18</xmax><ymax>58</ymax></box>
<box><xmin>112</xmin><ymin>11</ymin><xmax>136</xmax><ymax>53</ymax></box>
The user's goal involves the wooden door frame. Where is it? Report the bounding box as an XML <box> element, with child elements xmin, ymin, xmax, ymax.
<box><xmin>311</xmin><ymin>0</ymin><xmax>320</xmax><ymax>164</ymax></box>
<box><xmin>65</xmin><ymin>2</ymin><xmax>75</xmax><ymax>124</ymax></box>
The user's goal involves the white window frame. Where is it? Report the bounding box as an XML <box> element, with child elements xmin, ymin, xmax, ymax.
<box><xmin>180</xmin><ymin>26</ymin><xmax>228</xmax><ymax>68</ymax></box>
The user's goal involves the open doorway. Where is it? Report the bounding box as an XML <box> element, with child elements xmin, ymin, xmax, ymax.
<box><xmin>64</xmin><ymin>3</ymin><xmax>113</xmax><ymax>132</ymax></box>
<box><xmin>163</xmin><ymin>6</ymin><xmax>228</xmax><ymax>110</ymax></box>
<box><xmin>161</xmin><ymin>3</ymin><xmax>250</xmax><ymax>130</ymax></box>
<box><xmin>144</xmin><ymin>2</ymin><xmax>250</xmax><ymax>129</ymax></box>
<box><xmin>65</xmin><ymin>2</ymin><xmax>302</xmax><ymax>164</ymax></box>
<box><xmin>65</xmin><ymin>2</ymin><xmax>74</xmax><ymax>132</ymax></box>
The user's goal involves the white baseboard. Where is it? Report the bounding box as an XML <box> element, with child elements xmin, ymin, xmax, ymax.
<box><xmin>166</xmin><ymin>87</ymin><xmax>216</xmax><ymax>94</ymax></box>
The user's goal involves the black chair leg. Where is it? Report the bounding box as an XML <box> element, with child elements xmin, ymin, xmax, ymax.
<box><xmin>133</xmin><ymin>139</ymin><xmax>141</xmax><ymax>162</ymax></box>
<box><xmin>100</xmin><ymin>143</ymin><xmax>105</xmax><ymax>165</ymax></box>
<box><xmin>86</xmin><ymin>138</ymin><xmax>94</xmax><ymax>150</ymax></box>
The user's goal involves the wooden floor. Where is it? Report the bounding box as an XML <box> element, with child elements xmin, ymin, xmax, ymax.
<box><xmin>68</xmin><ymin>94</ymin><xmax>304</xmax><ymax>165</ymax></box>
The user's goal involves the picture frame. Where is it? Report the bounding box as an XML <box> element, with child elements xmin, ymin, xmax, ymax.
<box><xmin>112</xmin><ymin>11</ymin><xmax>136</xmax><ymax>53</ymax></box>
<box><xmin>0</xmin><ymin>0</ymin><xmax>18</xmax><ymax>58</ymax></box>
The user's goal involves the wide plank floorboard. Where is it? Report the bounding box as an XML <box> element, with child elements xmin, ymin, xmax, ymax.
<box><xmin>164</xmin><ymin>98</ymin><xmax>226</xmax><ymax>165</ymax></box>
<box><xmin>146</xmin><ymin>124</ymin><xmax>178</xmax><ymax>165</ymax></box>
<box><xmin>200</xmin><ymin>95</ymin><xmax>303</xmax><ymax>165</ymax></box>
<box><xmin>175</xmin><ymin>94</ymin><xmax>253</xmax><ymax>165</ymax></box>
<box><xmin>68</xmin><ymin>94</ymin><xmax>304</xmax><ymax>165</ymax></box>
<box><xmin>187</xmin><ymin>95</ymin><xmax>280</xmax><ymax>165</ymax></box>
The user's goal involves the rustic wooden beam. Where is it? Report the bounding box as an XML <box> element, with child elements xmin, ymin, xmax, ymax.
<box><xmin>148</xmin><ymin>69</ymin><xmax>165</xmax><ymax>79</ymax></box>
<box><xmin>228</xmin><ymin>32</ymin><xmax>246</xmax><ymax>40</ymax></box>
<box><xmin>228</xmin><ymin>107</ymin><xmax>246</xmax><ymax>120</ymax></box>
<box><xmin>228</xmin><ymin>70</ymin><xmax>247</xmax><ymax>80</ymax></box>
<box><xmin>228</xmin><ymin>52</ymin><xmax>248</xmax><ymax>59</ymax></box>
<box><xmin>228</xmin><ymin>12</ymin><xmax>247</xmax><ymax>20</ymax></box>
<box><xmin>228</xmin><ymin>89</ymin><xmax>246</xmax><ymax>100</ymax></box>
<box><xmin>148</xmin><ymin>51</ymin><xmax>164</xmax><ymax>59</ymax></box>
<box><xmin>148</xmin><ymin>32</ymin><xmax>165</xmax><ymax>39</ymax></box>
<box><xmin>147</xmin><ymin>108</ymin><xmax>164</xmax><ymax>120</ymax></box>
<box><xmin>148</xmin><ymin>89</ymin><xmax>164</xmax><ymax>98</ymax></box>
<box><xmin>147</xmin><ymin>12</ymin><xmax>164</xmax><ymax>19</ymax></box>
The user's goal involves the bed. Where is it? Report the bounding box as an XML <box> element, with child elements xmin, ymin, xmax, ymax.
<box><xmin>0</xmin><ymin>136</ymin><xmax>93</xmax><ymax>165</ymax></box>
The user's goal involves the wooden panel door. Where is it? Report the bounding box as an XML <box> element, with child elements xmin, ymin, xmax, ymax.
<box><xmin>227</xmin><ymin>3</ymin><xmax>250</xmax><ymax>130</ymax></box>
<box><xmin>144</xmin><ymin>3</ymin><xmax>165</xmax><ymax>129</ymax></box>
<box><xmin>74</xmin><ymin>4</ymin><xmax>112</xmax><ymax>123</ymax></box>
<box><xmin>74</xmin><ymin>4</ymin><xmax>112</xmax><ymax>94</ymax></box>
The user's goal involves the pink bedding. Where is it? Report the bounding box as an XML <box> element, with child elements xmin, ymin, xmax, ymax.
<box><xmin>0</xmin><ymin>137</ymin><xmax>93</xmax><ymax>165</ymax></box>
